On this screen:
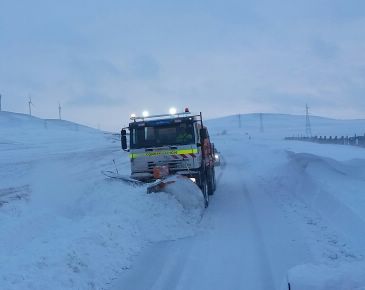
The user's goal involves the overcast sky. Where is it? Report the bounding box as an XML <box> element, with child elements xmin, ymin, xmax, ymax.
<box><xmin>1</xmin><ymin>0</ymin><xmax>365</xmax><ymax>131</ymax></box>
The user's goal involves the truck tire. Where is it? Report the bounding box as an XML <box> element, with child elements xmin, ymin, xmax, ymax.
<box><xmin>212</xmin><ymin>167</ymin><xmax>216</xmax><ymax>192</ymax></box>
<box><xmin>207</xmin><ymin>167</ymin><xmax>215</xmax><ymax>196</ymax></box>
<box><xmin>202</xmin><ymin>175</ymin><xmax>209</xmax><ymax>208</ymax></box>
<box><xmin>197</xmin><ymin>170</ymin><xmax>209</xmax><ymax>208</ymax></box>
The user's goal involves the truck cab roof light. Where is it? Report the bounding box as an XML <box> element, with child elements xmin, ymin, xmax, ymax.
<box><xmin>129</xmin><ymin>111</ymin><xmax>198</xmax><ymax>121</ymax></box>
<box><xmin>169</xmin><ymin>107</ymin><xmax>177</xmax><ymax>115</ymax></box>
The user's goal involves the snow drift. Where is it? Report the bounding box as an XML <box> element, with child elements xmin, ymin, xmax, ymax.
<box><xmin>156</xmin><ymin>175</ymin><xmax>205</xmax><ymax>213</ymax></box>
<box><xmin>287</xmin><ymin>262</ymin><xmax>365</xmax><ymax>290</ymax></box>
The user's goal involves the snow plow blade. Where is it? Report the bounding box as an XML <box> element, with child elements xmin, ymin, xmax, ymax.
<box><xmin>103</xmin><ymin>171</ymin><xmax>205</xmax><ymax>209</ymax></box>
<box><xmin>146</xmin><ymin>178</ymin><xmax>176</xmax><ymax>194</ymax></box>
<box><xmin>101</xmin><ymin>170</ymin><xmax>144</xmax><ymax>186</ymax></box>
<box><xmin>146</xmin><ymin>175</ymin><xmax>196</xmax><ymax>194</ymax></box>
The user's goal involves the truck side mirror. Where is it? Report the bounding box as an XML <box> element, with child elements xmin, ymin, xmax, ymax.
<box><xmin>121</xmin><ymin>129</ymin><xmax>128</xmax><ymax>150</ymax></box>
<box><xmin>200</xmin><ymin>128</ymin><xmax>207</xmax><ymax>141</ymax></box>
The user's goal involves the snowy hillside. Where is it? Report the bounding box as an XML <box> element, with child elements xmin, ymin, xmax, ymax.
<box><xmin>1</xmin><ymin>111</ymin><xmax>365</xmax><ymax>290</ymax></box>
<box><xmin>207</xmin><ymin>113</ymin><xmax>365</xmax><ymax>138</ymax></box>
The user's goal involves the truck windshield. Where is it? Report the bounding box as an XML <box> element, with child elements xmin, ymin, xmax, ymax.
<box><xmin>130</xmin><ymin>122</ymin><xmax>195</xmax><ymax>149</ymax></box>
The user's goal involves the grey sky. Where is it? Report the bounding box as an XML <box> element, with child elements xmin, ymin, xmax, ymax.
<box><xmin>1</xmin><ymin>0</ymin><xmax>365</xmax><ymax>131</ymax></box>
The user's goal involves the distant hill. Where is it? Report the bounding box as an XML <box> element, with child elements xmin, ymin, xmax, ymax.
<box><xmin>2</xmin><ymin>110</ymin><xmax>364</xmax><ymax>141</ymax></box>
<box><xmin>0</xmin><ymin>111</ymin><xmax>104</xmax><ymax>149</ymax></box>
<box><xmin>0</xmin><ymin>111</ymin><xmax>97</xmax><ymax>132</ymax></box>
<box><xmin>206</xmin><ymin>113</ymin><xmax>365</xmax><ymax>138</ymax></box>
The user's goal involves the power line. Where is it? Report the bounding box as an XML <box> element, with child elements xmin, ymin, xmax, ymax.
<box><xmin>305</xmin><ymin>104</ymin><xmax>312</xmax><ymax>136</ymax></box>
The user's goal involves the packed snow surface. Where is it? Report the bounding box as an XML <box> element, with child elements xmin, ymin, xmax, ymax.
<box><xmin>1</xmin><ymin>111</ymin><xmax>365</xmax><ymax>290</ymax></box>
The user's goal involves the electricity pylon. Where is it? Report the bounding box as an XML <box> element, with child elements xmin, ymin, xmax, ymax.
<box><xmin>305</xmin><ymin>104</ymin><xmax>312</xmax><ymax>137</ymax></box>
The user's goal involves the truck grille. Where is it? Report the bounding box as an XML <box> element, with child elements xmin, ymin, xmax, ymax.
<box><xmin>147</xmin><ymin>160</ymin><xmax>185</xmax><ymax>171</ymax></box>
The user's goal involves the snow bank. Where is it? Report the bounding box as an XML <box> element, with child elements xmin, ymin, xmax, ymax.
<box><xmin>284</xmin><ymin>151</ymin><xmax>365</xmax><ymax>241</ymax></box>
<box><xmin>264</xmin><ymin>148</ymin><xmax>365</xmax><ymax>289</ymax></box>
<box><xmin>285</xmin><ymin>262</ymin><xmax>365</xmax><ymax>290</ymax></box>
<box><xmin>0</xmin><ymin>179</ymin><xmax>201</xmax><ymax>290</ymax></box>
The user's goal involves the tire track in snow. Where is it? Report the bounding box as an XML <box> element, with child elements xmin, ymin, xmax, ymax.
<box><xmin>224</xmin><ymin>162</ymin><xmax>276</xmax><ymax>289</ymax></box>
<box><xmin>240</xmin><ymin>180</ymin><xmax>275</xmax><ymax>288</ymax></box>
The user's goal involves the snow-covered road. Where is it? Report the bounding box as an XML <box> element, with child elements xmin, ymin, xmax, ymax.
<box><xmin>112</xmin><ymin>166</ymin><xmax>276</xmax><ymax>289</ymax></box>
<box><xmin>111</xmin><ymin>139</ymin><xmax>311</xmax><ymax>290</ymax></box>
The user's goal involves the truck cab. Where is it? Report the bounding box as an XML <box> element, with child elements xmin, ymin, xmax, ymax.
<box><xmin>121</xmin><ymin>110</ymin><xmax>216</xmax><ymax>200</ymax></box>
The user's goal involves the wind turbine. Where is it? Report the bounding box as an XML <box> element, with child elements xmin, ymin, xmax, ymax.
<box><xmin>28</xmin><ymin>97</ymin><xmax>34</xmax><ymax>116</ymax></box>
<box><xmin>58</xmin><ymin>102</ymin><xmax>62</xmax><ymax>120</ymax></box>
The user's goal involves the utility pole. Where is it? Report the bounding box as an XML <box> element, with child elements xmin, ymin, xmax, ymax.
<box><xmin>0</xmin><ymin>94</ymin><xmax>2</xmax><ymax>112</ymax></box>
<box><xmin>58</xmin><ymin>103</ymin><xmax>62</xmax><ymax>120</ymax></box>
<box><xmin>305</xmin><ymin>104</ymin><xmax>312</xmax><ymax>137</ymax></box>
<box><xmin>259</xmin><ymin>113</ymin><xmax>264</xmax><ymax>133</ymax></box>
<box><xmin>238</xmin><ymin>114</ymin><xmax>242</xmax><ymax>128</ymax></box>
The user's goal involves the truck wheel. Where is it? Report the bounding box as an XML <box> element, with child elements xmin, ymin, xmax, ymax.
<box><xmin>197</xmin><ymin>170</ymin><xmax>209</xmax><ymax>207</ymax></box>
<box><xmin>202</xmin><ymin>176</ymin><xmax>209</xmax><ymax>208</ymax></box>
<box><xmin>212</xmin><ymin>167</ymin><xmax>216</xmax><ymax>192</ymax></box>
<box><xmin>207</xmin><ymin>168</ymin><xmax>215</xmax><ymax>196</ymax></box>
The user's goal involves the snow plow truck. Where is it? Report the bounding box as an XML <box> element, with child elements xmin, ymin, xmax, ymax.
<box><xmin>120</xmin><ymin>108</ymin><xmax>217</xmax><ymax>207</ymax></box>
